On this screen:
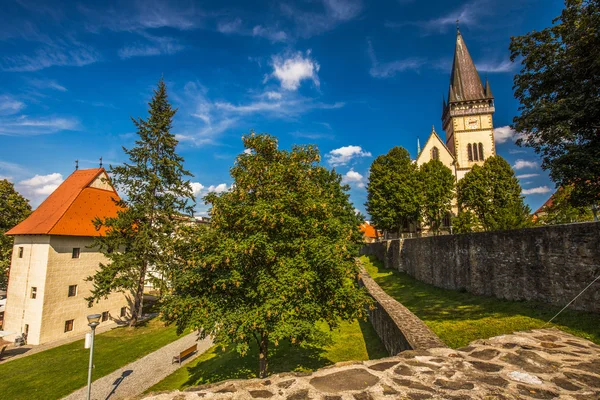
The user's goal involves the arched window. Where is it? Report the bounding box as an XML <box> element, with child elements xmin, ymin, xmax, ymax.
<box><xmin>478</xmin><ymin>143</ymin><xmax>484</xmax><ymax>160</ymax></box>
<box><xmin>472</xmin><ymin>143</ymin><xmax>479</xmax><ymax>161</ymax></box>
<box><xmin>431</xmin><ymin>146</ymin><xmax>439</xmax><ymax>161</ymax></box>
<box><xmin>467</xmin><ymin>144</ymin><xmax>473</xmax><ymax>161</ymax></box>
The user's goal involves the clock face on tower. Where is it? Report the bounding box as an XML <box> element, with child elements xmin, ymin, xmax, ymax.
<box><xmin>466</xmin><ymin>117</ymin><xmax>480</xmax><ymax>130</ymax></box>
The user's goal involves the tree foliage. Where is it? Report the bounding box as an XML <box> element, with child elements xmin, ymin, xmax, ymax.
<box><xmin>0</xmin><ymin>180</ymin><xmax>31</xmax><ymax>290</ymax></box>
<box><xmin>87</xmin><ymin>78</ymin><xmax>194</xmax><ymax>326</ymax></box>
<box><xmin>419</xmin><ymin>159</ymin><xmax>455</xmax><ymax>234</ymax></box>
<box><xmin>510</xmin><ymin>0</ymin><xmax>600</xmax><ymax>207</ymax></box>
<box><xmin>457</xmin><ymin>156</ymin><xmax>531</xmax><ymax>231</ymax></box>
<box><xmin>536</xmin><ymin>185</ymin><xmax>594</xmax><ymax>224</ymax></box>
<box><xmin>366</xmin><ymin>147</ymin><xmax>422</xmax><ymax>234</ymax></box>
<box><xmin>161</xmin><ymin>133</ymin><xmax>370</xmax><ymax>378</ymax></box>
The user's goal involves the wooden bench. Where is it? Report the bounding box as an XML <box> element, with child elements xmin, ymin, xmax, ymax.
<box><xmin>172</xmin><ymin>344</ymin><xmax>197</xmax><ymax>365</ymax></box>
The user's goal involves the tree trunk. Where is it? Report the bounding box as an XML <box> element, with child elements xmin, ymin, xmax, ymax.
<box><xmin>130</xmin><ymin>262</ymin><xmax>147</xmax><ymax>327</ymax></box>
<box><xmin>259</xmin><ymin>334</ymin><xmax>269</xmax><ymax>378</ymax></box>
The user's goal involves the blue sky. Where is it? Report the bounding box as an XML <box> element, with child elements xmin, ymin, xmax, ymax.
<box><xmin>0</xmin><ymin>0</ymin><xmax>565</xmax><ymax>216</ymax></box>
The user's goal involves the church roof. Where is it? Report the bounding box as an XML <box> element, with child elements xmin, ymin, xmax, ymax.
<box><xmin>416</xmin><ymin>127</ymin><xmax>455</xmax><ymax>163</ymax></box>
<box><xmin>448</xmin><ymin>30</ymin><xmax>487</xmax><ymax>102</ymax></box>
<box><xmin>6</xmin><ymin>168</ymin><xmax>122</xmax><ymax>237</ymax></box>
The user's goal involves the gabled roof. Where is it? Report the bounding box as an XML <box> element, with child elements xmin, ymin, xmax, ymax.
<box><xmin>6</xmin><ymin>168</ymin><xmax>122</xmax><ymax>236</ymax></box>
<box><xmin>359</xmin><ymin>222</ymin><xmax>378</xmax><ymax>239</ymax></box>
<box><xmin>533</xmin><ymin>188</ymin><xmax>559</xmax><ymax>216</ymax></box>
<box><xmin>416</xmin><ymin>127</ymin><xmax>455</xmax><ymax>163</ymax></box>
<box><xmin>448</xmin><ymin>30</ymin><xmax>487</xmax><ymax>102</ymax></box>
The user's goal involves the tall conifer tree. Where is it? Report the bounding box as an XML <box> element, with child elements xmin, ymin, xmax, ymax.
<box><xmin>87</xmin><ymin>78</ymin><xmax>194</xmax><ymax>326</ymax></box>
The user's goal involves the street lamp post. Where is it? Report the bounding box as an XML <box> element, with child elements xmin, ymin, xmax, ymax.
<box><xmin>86</xmin><ymin>314</ymin><xmax>101</xmax><ymax>400</ymax></box>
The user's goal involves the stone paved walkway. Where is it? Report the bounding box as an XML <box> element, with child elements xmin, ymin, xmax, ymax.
<box><xmin>63</xmin><ymin>332</ymin><xmax>212</xmax><ymax>400</ymax></box>
<box><xmin>142</xmin><ymin>328</ymin><xmax>600</xmax><ymax>400</ymax></box>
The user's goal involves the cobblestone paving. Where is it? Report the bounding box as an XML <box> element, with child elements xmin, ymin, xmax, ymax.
<box><xmin>142</xmin><ymin>328</ymin><xmax>600</xmax><ymax>400</ymax></box>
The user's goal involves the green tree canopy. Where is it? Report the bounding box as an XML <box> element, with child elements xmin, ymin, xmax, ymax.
<box><xmin>0</xmin><ymin>180</ymin><xmax>31</xmax><ymax>290</ymax></box>
<box><xmin>457</xmin><ymin>156</ymin><xmax>531</xmax><ymax>231</ymax></box>
<box><xmin>161</xmin><ymin>133</ymin><xmax>370</xmax><ymax>378</ymax></box>
<box><xmin>419</xmin><ymin>159</ymin><xmax>455</xmax><ymax>234</ymax></box>
<box><xmin>536</xmin><ymin>185</ymin><xmax>594</xmax><ymax>224</ymax></box>
<box><xmin>87</xmin><ymin>78</ymin><xmax>194</xmax><ymax>326</ymax></box>
<box><xmin>510</xmin><ymin>0</ymin><xmax>600</xmax><ymax>208</ymax></box>
<box><xmin>366</xmin><ymin>147</ymin><xmax>422</xmax><ymax>234</ymax></box>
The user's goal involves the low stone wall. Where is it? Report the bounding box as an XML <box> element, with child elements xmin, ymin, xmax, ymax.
<box><xmin>362</xmin><ymin>222</ymin><xmax>600</xmax><ymax>313</ymax></box>
<box><xmin>358</xmin><ymin>268</ymin><xmax>446</xmax><ymax>355</ymax></box>
<box><xmin>142</xmin><ymin>328</ymin><xmax>600</xmax><ymax>400</ymax></box>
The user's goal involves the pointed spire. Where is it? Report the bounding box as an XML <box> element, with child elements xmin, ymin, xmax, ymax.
<box><xmin>417</xmin><ymin>137</ymin><xmax>421</xmax><ymax>155</ymax></box>
<box><xmin>431</xmin><ymin>125</ymin><xmax>436</xmax><ymax>134</ymax></box>
<box><xmin>485</xmin><ymin>76</ymin><xmax>493</xmax><ymax>98</ymax></box>
<box><xmin>442</xmin><ymin>94</ymin><xmax>447</xmax><ymax>109</ymax></box>
<box><xmin>448</xmin><ymin>30</ymin><xmax>486</xmax><ymax>102</ymax></box>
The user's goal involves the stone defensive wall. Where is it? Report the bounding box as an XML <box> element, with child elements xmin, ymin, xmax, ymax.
<box><xmin>358</xmin><ymin>268</ymin><xmax>446</xmax><ymax>354</ymax></box>
<box><xmin>361</xmin><ymin>222</ymin><xmax>600</xmax><ymax>313</ymax></box>
<box><xmin>143</xmin><ymin>328</ymin><xmax>600</xmax><ymax>399</ymax></box>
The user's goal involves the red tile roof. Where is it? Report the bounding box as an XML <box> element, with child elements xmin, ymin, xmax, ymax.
<box><xmin>6</xmin><ymin>168</ymin><xmax>122</xmax><ymax>236</ymax></box>
<box><xmin>359</xmin><ymin>222</ymin><xmax>378</xmax><ymax>239</ymax></box>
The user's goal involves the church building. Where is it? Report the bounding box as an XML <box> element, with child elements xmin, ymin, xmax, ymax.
<box><xmin>416</xmin><ymin>28</ymin><xmax>496</xmax><ymax>181</ymax></box>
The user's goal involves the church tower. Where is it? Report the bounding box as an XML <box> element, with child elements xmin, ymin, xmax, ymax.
<box><xmin>442</xmin><ymin>28</ymin><xmax>496</xmax><ymax>180</ymax></box>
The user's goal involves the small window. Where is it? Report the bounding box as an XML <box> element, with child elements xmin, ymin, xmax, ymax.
<box><xmin>64</xmin><ymin>319</ymin><xmax>74</xmax><ymax>332</ymax></box>
<box><xmin>102</xmin><ymin>311</ymin><xmax>109</xmax><ymax>322</ymax></box>
<box><xmin>120</xmin><ymin>307</ymin><xmax>127</xmax><ymax>318</ymax></box>
<box><xmin>72</xmin><ymin>248</ymin><xmax>80</xmax><ymax>259</ymax></box>
<box><xmin>30</xmin><ymin>287</ymin><xmax>37</xmax><ymax>299</ymax></box>
<box><xmin>472</xmin><ymin>142</ymin><xmax>479</xmax><ymax>161</ymax></box>
<box><xmin>467</xmin><ymin>144</ymin><xmax>473</xmax><ymax>161</ymax></box>
<box><xmin>68</xmin><ymin>285</ymin><xmax>77</xmax><ymax>297</ymax></box>
<box><xmin>431</xmin><ymin>146</ymin><xmax>439</xmax><ymax>161</ymax></box>
<box><xmin>18</xmin><ymin>247</ymin><xmax>24</xmax><ymax>258</ymax></box>
<box><xmin>478</xmin><ymin>143</ymin><xmax>484</xmax><ymax>160</ymax></box>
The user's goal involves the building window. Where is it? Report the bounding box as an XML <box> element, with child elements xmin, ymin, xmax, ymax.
<box><xmin>72</xmin><ymin>248</ymin><xmax>80</xmax><ymax>259</ymax></box>
<box><xmin>102</xmin><ymin>311</ymin><xmax>109</xmax><ymax>322</ymax></box>
<box><xmin>64</xmin><ymin>319</ymin><xmax>74</xmax><ymax>332</ymax></box>
<box><xmin>467</xmin><ymin>144</ymin><xmax>473</xmax><ymax>161</ymax></box>
<box><xmin>120</xmin><ymin>307</ymin><xmax>127</xmax><ymax>318</ymax></box>
<box><xmin>18</xmin><ymin>247</ymin><xmax>24</xmax><ymax>258</ymax></box>
<box><xmin>431</xmin><ymin>146</ymin><xmax>439</xmax><ymax>161</ymax></box>
<box><xmin>30</xmin><ymin>287</ymin><xmax>37</xmax><ymax>299</ymax></box>
<box><xmin>472</xmin><ymin>142</ymin><xmax>479</xmax><ymax>161</ymax></box>
<box><xmin>478</xmin><ymin>143</ymin><xmax>484</xmax><ymax>160</ymax></box>
<box><xmin>68</xmin><ymin>285</ymin><xmax>77</xmax><ymax>297</ymax></box>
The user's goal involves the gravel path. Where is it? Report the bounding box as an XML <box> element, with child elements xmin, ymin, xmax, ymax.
<box><xmin>63</xmin><ymin>332</ymin><xmax>213</xmax><ymax>400</ymax></box>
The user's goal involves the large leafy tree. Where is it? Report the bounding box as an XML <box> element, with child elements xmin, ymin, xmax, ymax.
<box><xmin>0</xmin><ymin>180</ymin><xmax>31</xmax><ymax>290</ymax></box>
<box><xmin>536</xmin><ymin>185</ymin><xmax>594</xmax><ymax>224</ymax></box>
<box><xmin>419</xmin><ymin>159</ymin><xmax>455</xmax><ymax>234</ymax></box>
<box><xmin>87</xmin><ymin>78</ymin><xmax>194</xmax><ymax>326</ymax></box>
<box><xmin>510</xmin><ymin>0</ymin><xmax>600</xmax><ymax>209</ymax></box>
<box><xmin>366</xmin><ymin>147</ymin><xmax>422</xmax><ymax>235</ymax></box>
<box><xmin>161</xmin><ymin>133</ymin><xmax>370</xmax><ymax>378</ymax></box>
<box><xmin>457</xmin><ymin>156</ymin><xmax>531</xmax><ymax>231</ymax></box>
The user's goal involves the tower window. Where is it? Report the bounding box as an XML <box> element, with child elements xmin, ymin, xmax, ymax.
<box><xmin>431</xmin><ymin>146</ymin><xmax>439</xmax><ymax>161</ymax></box>
<box><xmin>64</xmin><ymin>319</ymin><xmax>74</xmax><ymax>332</ymax></box>
<box><xmin>467</xmin><ymin>144</ymin><xmax>473</xmax><ymax>161</ymax></box>
<box><xmin>472</xmin><ymin>143</ymin><xmax>479</xmax><ymax>161</ymax></box>
<box><xmin>479</xmin><ymin>143</ymin><xmax>484</xmax><ymax>160</ymax></box>
<box><xmin>120</xmin><ymin>307</ymin><xmax>127</xmax><ymax>317</ymax></box>
<box><xmin>68</xmin><ymin>285</ymin><xmax>78</xmax><ymax>297</ymax></box>
<box><xmin>30</xmin><ymin>287</ymin><xmax>37</xmax><ymax>299</ymax></box>
<box><xmin>18</xmin><ymin>247</ymin><xmax>24</xmax><ymax>258</ymax></box>
<box><xmin>102</xmin><ymin>311</ymin><xmax>109</xmax><ymax>322</ymax></box>
<box><xmin>72</xmin><ymin>248</ymin><xmax>80</xmax><ymax>259</ymax></box>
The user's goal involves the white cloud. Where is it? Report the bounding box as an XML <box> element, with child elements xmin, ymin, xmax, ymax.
<box><xmin>494</xmin><ymin>126</ymin><xmax>517</xmax><ymax>144</ymax></box>
<box><xmin>477</xmin><ymin>60</ymin><xmax>516</xmax><ymax>73</ymax></box>
<box><xmin>367</xmin><ymin>41</ymin><xmax>423</xmax><ymax>78</ymax></box>
<box><xmin>243</xmin><ymin>148</ymin><xmax>252</xmax><ymax>154</ymax></box>
<box><xmin>522</xmin><ymin>186</ymin><xmax>552</xmax><ymax>195</ymax></box>
<box><xmin>264</xmin><ymin>91</ymin><xmax>282</xmax><ymax>100</ymax></box>
<box><xmin>516</xmin><ymin>173</ymin><xmax>539</xmax><ymax>179</ymax></box>
<box><xmin>1</xmin><ymin>44</ymin><xmax>100</xmax><ymax>72</ymax></box>
<box><xmin>327</xmin><ymin>145</ymin><xmax>371</xmax><ymax>167</ymax></box>
<box><xmin>252</xmin><ymin>26</ymin><xmax>288</xmax><ymax>42</ymax></box>
<box><xmin>217</xmin><ymin>18</ymin><xmax>243</xmax><ymax>34</ymax></box>
<box><xmin>342</xmin><ymin>169</ymin><xmax>366</xmax><ymax>188</ymax></box>
<box><xmin>190</xmin><ymin>182</ymin><xmax>205</xmax><ymax>196</ymax></box>
<box><xmin>512</xmin><ymin>159</ymin><xmax>538</xmax><ymax>170</ymax></box>
<box><xmin>0</xmin><ymin>116</ymin><xmax>80</xmax><ymax>136</ymax></box>
<box><xmin>29</xmin><ymin>79</ymin><xmax>67</xmax><ymax>92</ymax></box>
<box><xmin>281</xmin><ymin>0</ymin><xmax>363</xmax><ymax>38</ymax></box>
<box><xmin>18</xmin><ymin>172</ymin><xmax>64</xmax><ymax>197</ymax></box>
<box><xmin>119</xmin><ymin>35</ymin><xmax>184</xmax><ymax>59</ymax></box>
<box><xmin>208</xmin><ymin>183</ymin><xmax>228</xmax><ymax>193</ymax></box>
<box><xmin>0</xmin><ymin>96</ymin><xmax>25</xmax><ymax>115</ymax></box>
<box><xmin>271</xmin><ymin>51</ymin><xmax>320</xmax><ymax>91</ymax></box>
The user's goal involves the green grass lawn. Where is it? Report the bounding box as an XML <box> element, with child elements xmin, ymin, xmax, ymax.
<box><xmin>0</xmin><ymin>318</ymin><xmax>185</xmax><ymax>400</ymax></box>
<box><xmin>361</xmin><ymin>255</ymin><xmax>600</xmax><ymax>348</ymax></box>
<box><xmin>148</xmin><ymin>319</ymin><xmax>388</xmax><ymax>393</ymax></box>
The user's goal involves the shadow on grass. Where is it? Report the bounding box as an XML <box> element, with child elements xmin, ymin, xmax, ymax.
<box><xmin>361</xmin><ymin>255</ymin><xmax>600</xmax><ymax>348</ymax></box>
<box><xmin>358</xmin><ymin>319</ymin><xmax>390</xmax><ymax>359</ymax></box>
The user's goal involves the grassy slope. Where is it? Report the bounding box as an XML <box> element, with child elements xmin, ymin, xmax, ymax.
<box><xmin>0</xmin><ymin>319</ymin><xmax>184</xmax><ymax>400</ymax></box>
<box><xmin>361</xmin><ymin>255</ymin><xmax>600</xmax><ymax>348</ymax></box>
<box><xmin>148</xmin><ymin>319</ymin><xmax>388</xmax><ymax>393</ymax></box>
